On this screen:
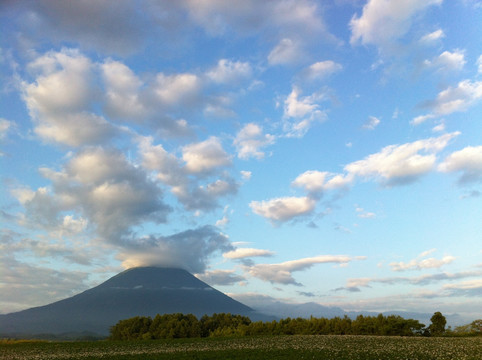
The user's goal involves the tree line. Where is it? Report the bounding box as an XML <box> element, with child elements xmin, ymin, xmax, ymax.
<box><xmin>109</xmin><ymin>312</ymin><xmax>459</xmax><ymax>340</ymax></box>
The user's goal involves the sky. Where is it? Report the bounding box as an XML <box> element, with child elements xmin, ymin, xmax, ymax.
<box><xmin>1</xmin><ymin>0</ymin><xmax>481</xmax><ymax>323</ymax></box>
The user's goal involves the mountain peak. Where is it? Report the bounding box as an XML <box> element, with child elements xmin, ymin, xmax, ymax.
<box><xmin>0</xmin><ymin>267</ymin><xmax>255</xmax><ymax>337</ymax></box>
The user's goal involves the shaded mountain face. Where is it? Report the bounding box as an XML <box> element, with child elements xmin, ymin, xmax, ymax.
<box><xmin>0</xmin><ymin>267</ymin><xmax>256</xmax><ymax>336</ymax></box>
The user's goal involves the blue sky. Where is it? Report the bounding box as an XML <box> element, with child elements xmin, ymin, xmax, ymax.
<box><xmin>1</xmin><ymin>0</ymin><xmax>481</xmax><ymax>322</ymax></box>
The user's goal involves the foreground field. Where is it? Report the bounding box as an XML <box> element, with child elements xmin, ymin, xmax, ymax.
<box><xmin>1</xmin><ymin>335</ymin><xmax>481</xmax><ymax>360</ymax></box>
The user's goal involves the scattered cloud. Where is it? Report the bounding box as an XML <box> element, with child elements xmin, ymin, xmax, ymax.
<box><xmin>344</xmin><ymin>132</ymin><xmax>459</xmax><ymax>186</ymax></box>
<box><xmin>350</xmin><ymin>0</ymin><xmax>442</xmax><ymax>50</ymax></box>
<box><xmin>355</xmin><ymin>207</ymin><xmax>376</xmax><ymax>219</ymax></box>
<box><xmin>390</xmin><ymin>252</ymin><xmax>455</xmax><ymax>271</ymax></box>
<box><xmin>362</xmin><ymin>116</ymin><xmax>380</xmax><ymax>130</ymax></box>
<box><xmin>233</xmin><ymin>123</ymin><xmax>275</xmax><ymax>160</ymax></box>
<box><xmin>250</xmin><ymin>196</ymin><xmax>316</xmax><ymax>223</ymax></box>
<box><xmin>206</xmin><ymin>59</ymin><xmax>252</xmax><ymax>85</ymax></box>
<box><xmin>268</xmin><ymin>38</ymin><xmax>302</xmax><ymax>65</ymax></box>
<box><xmin>302</xmin><ymin>60</ymin><xmax>342</xmax><ymax>81</ymax></box>
<box><xmin>419</xmin><ymin>29</ymin><xmax>445</xmax><ymax>44</ymax></box>
<box><xmin>438</xmin><ymin>145</ymin><xmax>482</xmax><ymax>184</ymax></box>
<box><xmin>424</xmin><ymin>50</ymin><xmax>466</xmax><ymax>73</ymax></box>
<box><xmin>182</xmin><ymin>137</ymin><xmax>232</xmax><ymax>174</ymax></box>
<box><xmin>427</xmin><ymin>80</ymin><xmax>482</xmax><ymax>116</ymax></box>
<box><xmin>223</xmin><ymin>248</ymin><xmax>275</xmax><ymax>260</ymax></box>
<box><xmin>246</xmin><ymin>255</ymin><xmax>363</xmax><ymax>285</ymax></box>
<box><xmin>283</xmin><ymin>86</ymin><xmax>327</xmax><ymax>137</ymax></box>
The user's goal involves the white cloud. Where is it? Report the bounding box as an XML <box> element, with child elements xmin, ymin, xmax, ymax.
<box><xmin>350</xmin><ymin>0</ymin><xmax>442</xmax><ymax>49</ymax></box>
<box><xmin>362</xmin><ymin>116</ymin><xmax>381</xmax><ymax>130</ymax></box>
<box><xmin>390</xmin><ymin>255</ymin><xmax>455</xmax><ymax>272</ymax></box>
<box><xmin>153</xmin><ymin>72</ymin><xmax>201</xmax><ymax>106</ymax></box>
<box><xmin>206</xmin><ymin>59</ymin><xmax>252</xmax><ymax>84</ymax></box>
<box><xmin>23</xmin><ymin>49</ymin><xmax>117</xmax><ymax>146</ymax></box>
<box><xmin>411</xmin><ymin>113</ymin><xmax>435</xmax><ymax>126</ymax></box>
<box><xmin>425</xmin><ymin>50</ymin><xmax>466</xmax><ymax>73</ymax></box>
<box><xmin>28</xmin><ymin>147</ymin><xmax>171</xmax><ymax>242</ymax></box>
<box><xmin>355</xmin><ymin>207</ymin><xmax>376</xmax><ymax>219</ymax></box>
<box><xmin>101</xmin><ymin>60</ymin><xmax>146</xmax><ymax>120</ymax></box>
<box><xmin>0</xmin><ymin>118</ymin><xmax>13</xmax><ymax>142</ymax></box>
<box><xmin>247</xmin><ymin>255</ymin><xmax>361</xmax><ymax>285</ymax></box>
<box><xmin>250</xmin><ymin>196</ymin><xmax>316</xmax><ymax>222</ymax></box>
<box><xmin>268</xmin><ymin>38</ymin><xmax>302</xmax><ymax>65</ymax></box>
<box><xmin>303</xmin><ymin>60</ymin><xmax>342</xmax><ymax>80</ymax></box>
<box><xmin>182</xmin><ymin>137</ymin><xmax>232</xmax><ymax>174</ymax></box>
<box><xmin>223</xmin><ymin>248</ymin><xmax>274</xmax><ymax>259</ymax></box>
<box><xmin>477</xmin><ymin>55</ymin><xmax>482</xmax><ymax>74</ymax></box>
<box><xmin>419</xmin><ymin>29</ymin><xmax>445</xmax><ymax>44</ymax></box>
<box><xmin>430</xmin><ymin>80</ymin><xmax>482</xmax><ymax>115</ymax></box>
<box><xmin>139</xmin><ymin>136</ymin><xmax>238</xmax><ymax>212</ymax></box>
<box><xmin>24</xmin><ymin>49</ymin><xmax>93</xmax><ymax>115</ymax></box>
<box><xmin>240</xmin><ymin>170</ymin><xmax>252</xmax><ymax>180</ymax></box>
<box><xmin>283</xmin><ymin>86</ymin><xmax>326</xmax><ymax>137</ymax></box>
<box><xmin>292</xmin><ymin>170</ymin><xmax>329</xmax><ymax>194</ymax></box>
<box><xmin>344</xmin><ymin>132</ymin><xmax>459</xmax><ymax>186</ymax></box>
<box><xmin>438</xmin><ymin>145</ymin><xmax>482</xmax><ymax>184</ymax></box>
<box><xmin>233</xmin><ymin>123</ymin><xmax>275</xmax><ymax>160</ymax></box>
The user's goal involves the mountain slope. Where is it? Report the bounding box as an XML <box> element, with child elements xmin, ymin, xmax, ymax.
<box><xmin>0</xmin><ymin>267</ymin><xmax>257</xmax><ymax>336</ymax></box>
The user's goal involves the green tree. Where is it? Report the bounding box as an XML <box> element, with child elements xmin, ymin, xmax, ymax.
<box><xmin>429</xmin><ymin>312</ymin><xmax>447</xmax><ymax>336</ymax></box>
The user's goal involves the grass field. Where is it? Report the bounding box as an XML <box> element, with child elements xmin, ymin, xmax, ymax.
<box><xmin>1</xmin><ymin>335</ymin><xmax>481</xmax><ymax>360</ymax></box>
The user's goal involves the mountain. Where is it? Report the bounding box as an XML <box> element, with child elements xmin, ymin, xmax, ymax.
<box><xmin>0</xmin><ymin>267</ymin><xmax>262</xmax><ymax>337</ymax></box>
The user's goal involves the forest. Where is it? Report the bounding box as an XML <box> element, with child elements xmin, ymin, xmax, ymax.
<box><xmin>109</xmin><ymin>312</ymin><xmax>480</xmax><ymax>340</ymax></box>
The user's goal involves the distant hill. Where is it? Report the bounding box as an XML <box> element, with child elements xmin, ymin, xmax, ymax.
<box><xmin>0</xmin><ymin>267</ymin><xmax>264</xmax><ymax>337</ymax></box>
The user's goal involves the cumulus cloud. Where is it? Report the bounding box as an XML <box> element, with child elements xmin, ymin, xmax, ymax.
<box><xmin>223</xmin><ymin>248</ymin><xmax>274</xmax><ymax>259</ymax></box>
<box><xmin>283</xmin><ymin>86</ymin><xmax>327</xmax><ymax>137</ymax></box>
<box><xmin>17</xmin><ymin>147</ymin><xmax>171</xmax><ymax>242</ymax></box>
<box><xmin>206</xmin><ymin>59</ymin><xmax>252</xmax><ymax>85</ymax></box>
<box><xmin>139</xmin><ymin>136</ymin><xmax>238</xmax><ymax>211</ymax></box>
<box><xmin>438</xmin><ymin>145</ymin><xmax>482</xmax><ymax>184</ymax></box>
<box><xmin>153</xmin><ymin>72</ymin><xmax>201</xmax><ymax>107</ymax></box>
<box><xmin>350</xmin><ymin>0</ymin><xmax>442</xmax><ymax>50</ymax></box>
<box><xmin>390</xmin><ymin>250</ymin><xmax>455</xmax><ymax>271</ymax></box>
<box><xmin>101</xmin><ymin>60</ymin><xmax>147</xmax><ymax>121</ymax></box>
<box><xmin>259</xmin><ymin>133</ymin><xmax>458</xmax><ymax>225</ymax></box>
<box><xmin>427</xmin><ymin>80</ymin><xmax>482</xmax><ymax>116</ymax></box>
<box><xmin>424</xmin><ymin>50</ymin><xmax>466</xmax><ymax>73</ymax></box>
<box><xmin>233</xmin><ymin>123</ymin><xmax>275</xmax><ymax>160</ymax></box>
<box><xmin>250</xmin><ymin>196</ymin><xmax>316</xmax><ymax>222</ymax></box>
<box><xmin>344</xmin><ymin>132</ymin><xmax>459</xmax><ymax>186</ymax></box>
<box><xmin>116</xmin><ymin>226</ymin><xmax>233</xmax><ymax>274</ymax></box>
<box><xmin>246</xmin><ymin>255</ymin><xmax>362</xmax><ymax>285</ymax></box>
<box><xmin>302</xmin><ymin>60</ymin><xmax>342</xmax><ymax>81</ymax></box>
<box><xmin>182</xmin><ymin>137</ymin><xmax>232</xmax><ymax>174</ymax></box>
<box><xmin>23</xmin><ymin>49</ymin><xmax>117</xmax><ymax>146</ymax></box>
